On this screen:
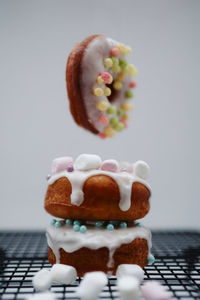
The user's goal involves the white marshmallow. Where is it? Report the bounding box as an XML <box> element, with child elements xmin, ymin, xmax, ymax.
<box><xmin>117</xmin><ymin>276</ymin><xmax>141</xmax><ymax>300</ymax></box>
<box><xmin>51</xmin><ymin>264</ymin><xmax>77</xmax><ymax>285</ymax></box>
<box><xmin>26</xmin><ymin>292</ymin><xmax>56</xmax><ymax>300</ymax></box>
<box><xmin>141</xmin><ymin>281</ymin><xmax>171</xmax><ymax>300</ymax></box>
<box><xmin>32</xmin><ymin>269</ymin><xmax>52</xmax><ymax>292</ymax></box>
<box><xmin>74</xmin><ymin>154</ymin><xmax>102</xmax><ymax>171</ymax></box>
<box><xmin>76</xmin><ymin>271</ymin><xmax>108</xmax><ymax>300</ymax></box>
<box><xmin>116</xmin><ymin>264</ymin><xmax>144</xmax><ymax>283</ymax></box>
<box><xmin>134</xmin><ymin>161</ymin><xmax>150</xmax><ymax>179</ymax></box>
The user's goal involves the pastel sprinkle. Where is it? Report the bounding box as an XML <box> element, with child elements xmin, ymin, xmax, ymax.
<box><xmin>80</xmin><ymin>225</ymin><xmax>87</xmax><ymax>233</ymax></box>
<box><xmin>55</xmin><ymin>221</ymin><xmax>62</xmax><ymax>228</ymax></box>
<box><xmin>93</xmin><ymin>87</ymin><xmax>104</xmax><ymax>97</ymax></box>
<box><xmin>67</xmin><ymin>166</ymin><xmax>74</xmax><ymax>172</ymax></box>
<box><xmin>98</xmin><ymin>114</ymin><xmax>109</xmax><ymax>125</ymax></box>
<box><xmin>104</xmin><ymin>126</ymin><xmax>115</xmax><ymax>138</ymax></box>
<box><xmin>73</xmin><ymin>224</ymin><xmax>80</xmax><ymax>232</ymax></box>
<box><xmin>119</xmin><ymin>222</ymin><xmax>127</xmax><ymax>228</ymax></box>
<box><xmin>117</xmin><ymin>72</ymin><xmax>125</xmax><ymax>82</ymax></box>
<box><xmin>121</xmin><ymin>119</ymin><xmax>128</xmax><ymax>128</ymax></box>
<box><xmin>107</xmin><ymin>224</ymin><xmax>114</xmax><ymax>231</ymax></box>
<box><xmin>113</xmin><ymin>81</ymin><xmax>122</xmax><ymax>90</ymax></box>
<box><xmin>97</xmin><ymin>101</ymin><xmax>108</xmax><ymax>111</ymax></box>
<box><xmin>118</xmin><ymin>44</ymin><xmax>132</xmax><ymax>55</ymax></box>
<box><xmin>99</xmin><ymin>72</ymin><xmax>113</xmax><ymax>84</ymax></box>
<box><xmin>96</xmin><ymin>75</ymin><xmax>104</xmax><ymax>85</ymax></box>
<box><xmin>126</xmin><ymin>64</ymin><xmax>138</xmax><ymax>76</ymax></box>
<box><xmin>107</xmin><ymin>106</ymin><xmax>116</xmax><ymax>114</ymax></box>
<box><xmin>119</xmin><ymin>59</ymin><xmax>128</xmax><ymax>69</ymax></box>
<box><xmin>50</xmin><ymin>219</ymin><xmax>56</xmax><ymax>226</ymax></box>
<box><xmin>112</xmin><ymin>65</ymin><xmax>121</xmax><ymax>73</ymax></box>
<box><xmin>117</xmin><ymin>108</ymin><xmax>124</xmax><ymax>117</ymax></box>
<box><xmin>111</xmin><ymin>57</ymin><xmax>119</xmax><ymax>66</ymax></box>
<box><xmin>121</xmin><ymin>102</ymin><xmax>134</xmax><ymax>111</ymax></box>
<box><xmin>73</xmin><ymin>220</ymin><xmax>81</xmax><ymax>226</ymax></box>
<box><xmin>122</xmin><ymin>113</ymin><xmax>129</xmax><ymax>121</ymax></box>
<box><xmin>136</xmin><ymin>222</ymin><xmax>142</xmax><ymax>227</ymax></box>
<box><xmin>114</xmin><ymin>122</ymin><xmax>125</xmax><ymax>132</ymax></box>
<box><xmin>98</xmin><ymin>132</ymin><xmax>107</xmax><ymax>139</ymax></box>
<box><xmin>148</xmin><ymin>254</ymin><xmax>155</xmax><ymax>265</ymax></box>
<box><xmin>129</xmin><ymin>80</ymin><xmax>137</xmax><ymax>88</ymax></box>
<box><xmin>125</xmin><ymin>90</ymin><xmax>134</xmax><ymax>98</ymax></box>
<box><xmin>104</xmin><ymin>86</ymin><xmax>111</xmax><ymax>96</ymax></box>
<box><xmin>110</xmin><ymin>47</ymin><xmax>120</xmax><ymax>57</ymax></box>
<box><xmin>110</xmin><ymin>117</ymin><xmax>118</xmax><ymax>127</ymax></box>
<box><xmin>95</xmin><ymin>221</ymin><xmax>103</xmax><ymax>228</ymax></box>
<box><xmin>104</xmin><ymin>58</ymin><xmax>113</xmax><ymax>68</ymax></box>
<box><xmin>65</xmin><ymin>219</ymin><xmax>73</xmax><ymax>226</ymax></box>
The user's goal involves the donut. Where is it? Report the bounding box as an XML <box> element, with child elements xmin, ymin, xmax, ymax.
<box><xmin>44</xmin><ymin>154</ymin><xmax>151</xmax><ymax>221</ymax></box>
<box><xmin>66</xmin><ymin>35</ymin><xmax>138</xmax><ymax>138</ymax></box>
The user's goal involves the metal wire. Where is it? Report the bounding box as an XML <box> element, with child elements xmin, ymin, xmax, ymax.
<box><xmin>0</xmin><ymin>231</ymin><xmax>199</xmax><ymax>299</ymax></box>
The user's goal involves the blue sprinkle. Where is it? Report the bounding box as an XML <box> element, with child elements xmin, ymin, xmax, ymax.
<box><xmin>65</xmin><ymin>219</ymin><xmax>73</xmax><ymax>226</ymax></box>
<box><xmin>119</xmin><ymin>222</ymin><xmax>127</xmax><ymax>228</ymax></box>
<box><xmin>148</xmin><ymin>254</ymin><xmax>155</xmax><ymax>265</ymax></box>
<box><xmin>80</xmin><ymin>225</ymin><xmax>87</xmax><ymax>233</ymax></box>
<box><xmin>73</xmin><ymin>224</ymin><xmax>80</xmax><ymax>232</ymax></box>
<box><xmin>136</xmin><ymin>222</ymin><xmax>142</xmax><ymax>227</ymax></box>
<box><xmin>95</xmin><ymin>221</ymin><xmax>103</xmax><ymax>228</ymax></box>
<box><xmin>55</xmin><ymin>221</ymin><xmax>62</xmax><ymax>228</ymax></box>
<box><xmin>50</xmin><ymin>219</ymin><xmax>56</xmax><ymax>226</ymax></box>
<box><xmin>73</xmin><ymin>220</ymin><xmax>81</xmax><ymax>226</ymax></box>
<box><xmin>107</xmin><ymin>224</ymin><xmax>114</xmax><ymax>231</ymax></box>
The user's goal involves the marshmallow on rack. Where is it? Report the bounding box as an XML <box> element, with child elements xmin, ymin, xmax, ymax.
<box><xmin>116</xmin><ymin>264</ymin><xmax>144</xmax><ymax>283</ymax></box>
<box><xmin>117</xmin><ymin>276</ymin><xmax>141</xmax><ymax>300</ymax></box>
<box><xmin>32</xmin><ymin>269</ymin><xmax>52</xmax><ymax>292</ymax></box>
<box><xmin>76</xmin><ymin>271</ymin><xmax>108</xmax><ymax>300</ymax></box>
<box><xmin>26</xmin><ymin>291</ymin><xmax>56</xmax><ymax>300</ymax></box>
<box><xmin>51</xmin><ymin>264</ymin><xmax>77</xmax><ymax>285</ymax></box>
<box><xmin>141</xmin><ymin>281</ymin><xmax>171</xmax><ymax>300</ymax></box>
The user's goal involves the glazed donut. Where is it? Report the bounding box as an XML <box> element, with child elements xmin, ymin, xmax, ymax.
<box><xmin>66</xmin><ymin>35</ymin><xmax>138</xmax><ymax>138</ymax></box>
<box><xmin>44</xmin><ymin>154</ymin><xmax>151</xmax><ymax>221</ymax></box>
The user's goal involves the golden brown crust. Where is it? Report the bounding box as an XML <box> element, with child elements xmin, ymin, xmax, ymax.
<box><xmin>66</xmin><ymin>34</ymin><xmax>101</xmax><ymax>134</ymax></box>
<box><xmin>44</xmin><ymin>175</ymin><xmax>150</xmax><ymax>221</ymax></box>
<box><xmin>48</xmin><ymin>238</ymin><xmax>148</xmax><ymax>276</ymax></box>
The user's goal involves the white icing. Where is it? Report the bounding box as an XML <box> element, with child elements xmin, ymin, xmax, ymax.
<box><xmin>46</xmin><ymin>225</ymin><xmax>152</xmax><ymax>268</ymax></box>
<box><xmin>74</xmin><ymin>154</ymin><xmax>102</xmax><ymax>171</ymax></box>
<box><xmin>47</xmin><ymin>168</ymin><xmax>151</xmax><ymax>211</ymax></box>
<box><xmin>81</xmin><ymin>36</ymin><xmax>132</xmax><ymax>132</ymax></box>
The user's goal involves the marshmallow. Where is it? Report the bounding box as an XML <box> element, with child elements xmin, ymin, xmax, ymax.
<box><xmin>134</xmin><ymin>161</ymin><xmax>150</xmax><ymax>179</ymax></box>
<box><xmin>76</xmin><ymin>271</ymin><xmax>108</xmax><ymax>300</ymax></box>
<box><xmin>116</xmin><ymin>264</ymin><xmax>144</xmax><ymax>283</ymax></box>
<box><xmin>141</xmin><ymin>281</ymin><xmax>171</xmax><ymax>300</ymax></box>
<box><xmin>117</xmin><ymin>276</ymin><xmax>141</xmax><ymax>300</ymax></box>
<box><xmin>51</xmin><ymin>157</ymin><xmax>73</xmax><ymax>174</ymax></box>
<box><xmin>51</xmin><ymin>263</ymin><xmax>77</xmax><ymax>285</ymax></box>
<box><xmin>32</xmin><ymin>269</ymin><xmax>52</xmax><ymax>292</ymax></box>
<box><xmin>74</xmin><ymin>154</ymin><xmax>102</xmax><ymax>171</ymax></box>
<box><xmin>100</xmin><ymin>159</ymin><xmax>119</xmax><ymax>172</ymax></box>
<box><xmin>26</xmin><ymin>292</ymin><xmax>56</xmax><ymax>300</ymax></box>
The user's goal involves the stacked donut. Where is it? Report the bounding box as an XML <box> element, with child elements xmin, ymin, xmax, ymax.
<box><xmin>44</xmin><ymin>154</ymin><xmax>154</xmax><ymax>277</ymax></box>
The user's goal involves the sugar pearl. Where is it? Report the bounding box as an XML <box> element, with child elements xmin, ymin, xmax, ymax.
<box><xmin>50</xmin><ymin>219</ymin><xmax>56</xmax><ymax>226</ymax></box>
<box><xmin>97</xmin><ymin>101</ymin><xmax>108</xmax><ymax>111</ymax></box>
<box><xmin>73</xmin><ymin>220</ymin><xmax>81</xmax><ymax>226</ymax></box>
<box><xmin>104</xmin><ymin>58</ymin><xmax>113</xmax><ymax>68</ymax></box>
<box><xmin>55</xmin><ymin>221</ymin><xmax>62</xmax><ymax>228</ymax></box>
<box><xmin>148</xmin><ymin>254</ymin><xmax>155</xmax><ymax>265</ymax></box>
<box><xmin>104</xmin><ymin>126</ymin><xmax>115</xmax><ymax>138</ymax></box>
<box><xmin>126</xmin><ymin>64</ymin><xmax>138</xmax><ymax>77</ymax></box>
<box><xmin>98</xmin><ymin>114</ymin><xmax>109</xmax><ymax>125</ymax></box>
<box><xmin>107</xmin><ymin>224</ymin><xmax>114</xmax><ymax>231</ymax></box>
<box><xmin>117</xmin><ymin>72</ymin><xmax>126</xmax><ymax>82</ymax></box>
<box><xmin>111</xmin><ymin>57</ymin><xmax>119</xmax><ymax>66</ymax></box>
<box><xmin>99</xmin><ymin>72</ymin><xmax>112</xmax><ymax>84</ymax></box>
<box><xmin>98</xmin><ymin>132</ymin><xmax>107</xmax><ymax>139</ymax></box>
<box><xmin>93</xmin><ymin>87</ymin><xmax>104</xmax><ymax>97</ymax></box>
<box><xmin>80</xmin><ymin>225</ymin><xmax>87</xmax><ymax>233</ymax></box>
<box><xmin>117</xmin><ymin>108</ymin><xmax>124</xmax><ymax>117</ymax></box>
<box><xmin>125</xmin><ymin>90</ymin><xmax>134</xmax><ymax>98</ymax></box>
<box><xmin>119</xmin><ymin>59</ymin><xmax>128</xmax><ymax>69</ymax></box>
<box><xmin>110</xmin><ymin>117</ymin><xmax>118</xmax><ymax>126</ymax></box>
<box><xmin>121</xmin><ymin>103</ymin><xmax>134</xmax><ymax>111</ymax></box>
<box><xmin>115</xmin><ymin>122</ymin><xmax>125</xmax><ymax>132</ymax></box>
<box><xmin>95</xmin><ymin>221</ymin><xmax>103</xmax><ymax>228</ymax></box>
<box><xmin>65</xmin><ymin>219</ymin><xmax>73</xmax><ymax>226</ymax></box>
<box><xmin>122</xmin><ymin>113</ymin><xmax>129</xmax><ymax>121</ymax></box>
<box><xmin>113</xmin><ymin>81</ymin><xmax>122</xmax><ymax>90</ymax></box>
<box><xmin>96</xmin><ymin>75</ymin><xmax>104</xmax><ymax>85</ymax></box>
<box><xmin>121</xmin><ymin>120</ymin><xmax>128</xmax><ymax>128</ymax></box>
<box><xmin>119</xmin><ymin>222</ymin><xmax>127</xmax><ymax>228</ymax></box>
<box><xmin>107</xmin><ymin>106</ymin><xmax>116</xmax><ymax>114</ymax></box>
<box><xmin>110</xmin><ymin>47</ymin><xmax>120</xmax><ymax>57</ymax></box>
<box><xmin>129</xmin><ymin>80</ymin><xmax>137</xmax><ymax>88</ymax></box>
<box><xmin>112</xmin><ymin>65</ymin><xmax>121</xmax><ymax>73</ymax></box>
<box><xmin>104</xmin><ymin>87</ymin><xmax>111</xmax><ymax>96</ymax></box>
<box><xmin>73</xmin><ymin>224</ymin><xmax>80</xmax><ymax>232</ymax></box>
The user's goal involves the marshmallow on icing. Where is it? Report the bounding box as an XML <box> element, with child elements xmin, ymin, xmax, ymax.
<box><xmin>26</xmin><ymin>292</ymin><xmax>56</xmax><ymax>300</ymax></box>
<box><xmin>76</xmin><ymin>271</ymin><xmax>108</xmax><ymax>300</ymax></box>
<box><xmin>32</xmin><ymin>269</ymin><xmax>52</xmax><ymax>292</ymax></box>
<box><xmin>141</xmin><ymin>281</ymin><xmax>171</xmax><ymax>300</ymax></box>
<box><xmin>100</xmin><ymin>159</ymin><xmax>119</xmax><ymax>173</ymax></box>
<box><xmin>134</xmin><ymin>161</ymin><xmax>150</xmax><ymax>179</ymax></box>
<box><xmin>51</xmin><ymin>263</ymin><xmax>77</xmax><ymax>285</ymax></box>
<box><xmin>51</xmin><ymin>157</ymin><xmax>73</xmax><ymax>174</ymax></box>
<box><xmin>74</xmin><ymin>154</ymin><xmax>102</xmax><ymax>171</ymax></box>
<box><xmin>117</xmin><ymin>276</ymin><xmax>141</xmax><ymax>300</ymax></box>
<box><xmin>116</xmin><ymin>264</ymin><xmax>144</xmax><ymax>283</ymax></box>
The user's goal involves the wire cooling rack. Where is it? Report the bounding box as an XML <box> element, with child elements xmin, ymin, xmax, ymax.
<box><xmin>0</xmin><ymin>231</ymin><xmax>199</xmax><ymax>300</ymax></box>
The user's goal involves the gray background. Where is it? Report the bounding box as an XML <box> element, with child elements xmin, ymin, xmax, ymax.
<box><xmin>0</xmin><ymin>0</ymin><xmax>199</xmax><ymax>230</ymax></box>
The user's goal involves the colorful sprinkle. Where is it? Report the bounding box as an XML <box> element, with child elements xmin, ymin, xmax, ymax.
<box><xmin>148</xmin><ymin>254</ymin><xmax>155</xmax><ymax>265</ymax></box>
<box><xmin>118</xmin><ymin>44</ymin><xmax>132</xmax><ymax>55</ymax></box>
<box><xmin>119</xmin><ymin>59</ymin><xmax>128</xmax><ymax>70</ymax></box>
<box><xmin>121</xmin><ymin>102</ymin><xmax>134</xmax><ymax>111</ymax></box>
<box><xmin>104</xmin><ymin>58</ymin><xmax>113</xmax><ymax>68</ymax></box>
<box><xmin>65</xmin><ymin>219</ymin><xmax>73</xmax><ymax>226</ymax></box>
<box><xmin>113</xmin><ymin>81</ymin><xmax>122</xmax><ymax>90</ymax></box>
<box><xmin>117</xmin><ymin>72</ymin><xmax>125</xmax><ymax>82</ymax></box>
<box><xmin>96</xmin><ymin>75</ymin><xmax>104</xmax><ymax>85</ymax></box>
<box><xmin>110</xmin><ymin>47</ymin><xmax>120</xmax><ymax>57</ymax></box>
<box><xmin>98</xmin><ymin>114</ymin><xmax>109</xmax><ymax>125</ymax></box>
<box><xmin>121</xmin><ymin>119</ymin><xmax>128</xmax><ymax>128</ymax></box>
<box><xmin>73</xmin><ymin>220</ymin><xmax>81</xmax><ymax>226</ymax></box>
<box><xmin>73</xmin><ymin>224</ymin><xmax>80</xmax><ymax>232</ymax></box>
<box><xmin>129</xmin><ymin>80</ymin><xmax>137</xmax><ymax>88</ymax></box>
<box><xmin>104</xmin><ymin>86</ymin><xmax>111</xmax><ymax>96</ymax></box>
<box><xmin>119</xmin><ymin>222</ymin><xmax>127</xmax><ymax>228</ymax></box>
<box><xmin>55</xmin><ymin>221</ymin><xmax>62</xmax><ymax>228</ymax></box>
<box><xmin>111</xmin><ymin>57</ymin><xmax>119</xmax><ymax>67</ymax></box>
<box><xmin>80</xmin><ymin>225</ymin><xmax>87</xmax><ymax>233</ymax></box>
<box><xmin>97</xmin><ymin>101</ymin><xmax>108</xmax><ymax>111</ymax></box>
<box><xmin>114</xmin><ymin>122</ymin><xmax>125</xmax><ymax>132</ymax></box>
<box><xmin>67</xmin><ymin>166</ymin><xmax>74</xmax><ymax>172</ymax></box>
<box><xmin>117</xmin><ymin>108</ymin><xmax>124</xmax><ymax>117</ymax></box>
<box><xmin>126</xmin><ymin>64</ymin><xmax>138</xmax><ymax>76</ymax></box>
<box><xmin>107</xmin><ymin>224</ymin><xmax>114</xmax><ymax>231</ymax></box>
<box><xmin>136</xmin><ymin>222</ymin><xmax>142</xmax><ymax>227</ymax></box>
<box><xmin>98</xmin><ymin>132</ymin><xmax>107</xmax><ymax>139</ymax></box>
<box><xmin>95</xmin><ymin>221</ymin><xmax>103</xmax><ymax>228</ymax></box>
<box><xmin>112</xmin><ymin>65</ymin><xmax>121</xmax><ymax>73</ymax></box>
<box><xmin>104</xmin><ymin>126</ymin><xmax>115</xmax><ymax>137</ymax></box>
<box><xmin>99</xmin><ymin>72</ymin><xmax>113</xmax><ymax>84</ymax></box>
<box><xmin>107</xmin><ymin>106</ymin><xmax>116</xmax><ymax>115</ymax></box>
<box><xmin>50</xmin><ymin>219</ymin><xmax>56</xmax><ymax>226</ymax></box>
<box><xmin>122</xmin><ymin>113</ymin><xmax>129</xmax><ymax>121</ymax></box>
<box><xmin>125</xmin><ymin>90</ymin><xmax>134</xmax><ymax>98</ymax></box>
<box><xmin>110</xmin><ymin>117</ymin><xmax>118</xmax><ymax>127</ymax></box>
<box><xmin>93</xmin><ymin>87</ymin><xmax>104</xmax><ymax>97</ymax></box>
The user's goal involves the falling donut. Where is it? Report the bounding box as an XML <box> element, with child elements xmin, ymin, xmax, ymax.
<box><xmin>66</xmin><ymin>34</ymin><xmax>138</xmax><ymax>138</ymax></box>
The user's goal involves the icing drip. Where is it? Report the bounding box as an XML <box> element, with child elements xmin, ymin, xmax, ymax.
<box><xmin>46</xmin><ymin>225</ymin><xmax>152</xmax><ymax>268</ymax></box>
<box><xmin>47</xmin><ymin>170</ymin><xmax>151</xmax><ymax>211</ymax></box>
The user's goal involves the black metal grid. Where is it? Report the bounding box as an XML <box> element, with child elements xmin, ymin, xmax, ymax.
<box><xmin>0</xmin><ymin>231</ymin><xmax>199</xmax><ymax>299</ymax></box>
